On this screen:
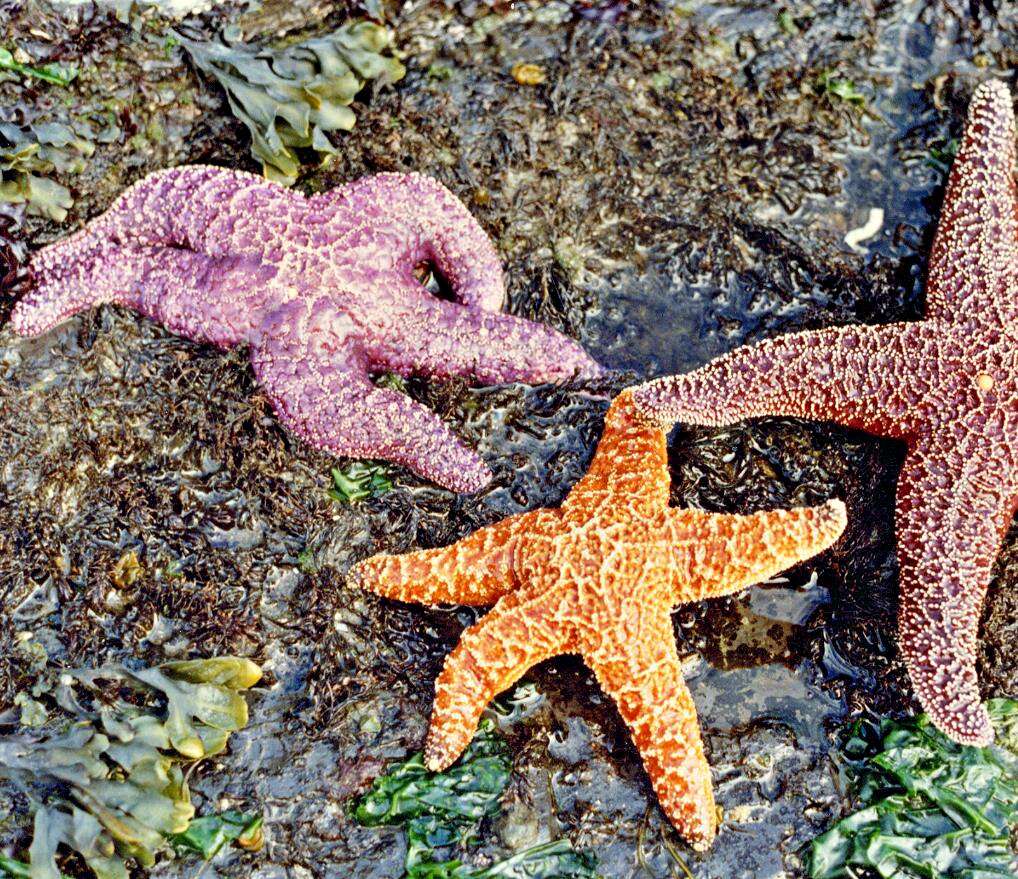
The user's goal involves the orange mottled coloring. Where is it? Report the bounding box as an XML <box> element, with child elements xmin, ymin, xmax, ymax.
<box><xmin>351</xmin><ymin>391</ymin><xmax>847</xmax><ymax>850</ymax></box>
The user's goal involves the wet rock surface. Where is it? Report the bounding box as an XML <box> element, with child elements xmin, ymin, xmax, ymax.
<box><xmin>0</xmin><ymin>1</ymin><xmax>1015</xmax><ymax>877</ymax></box>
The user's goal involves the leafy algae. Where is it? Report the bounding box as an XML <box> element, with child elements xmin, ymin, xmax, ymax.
<box><xmin>0</xmin><ymin>656</ymin><xmax>262</xmax><ymax>879</ymax></box>
<box><xmin>355</xmin><ymin>718</ymin><xmax>597</xmax><ymax>879</ymax></box>
<box><xmin>808</xmin><ymin>699</ymin><xmax>1018</xmax><ymax>879</ymax></box>
<box><xmin>179</xmin><ymin>22</ymin><xmax>405</xmax><ymax>184</ymax></box>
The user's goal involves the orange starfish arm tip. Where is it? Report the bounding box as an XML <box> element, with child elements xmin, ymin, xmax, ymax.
<box><xmin>671</xmin><ymin>499</ymin><xmax>847</xmax><ymax>602</ymax></box>
<box><xmin>585</xmin><ymin>612</ymin><xmax>717</xmax><ymax>850</ymax></box>
<box><xmin>349</xmin><ymin>507</ymin><xmax>555</xmax><ymax>607</ymax></box>
<box><xmin>424</xmin><ymin>590</ymin><xmax>571</xmax><ymax>771</ymax></box>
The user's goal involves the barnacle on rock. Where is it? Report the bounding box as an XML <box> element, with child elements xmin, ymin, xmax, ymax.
<box><xmin>0</xmin><ymin>656</ymin><xmax>261</xmax><ymax>879</ymax></box>
<box><xmin>0</xmin><ymin>121</ymin><xmax>94</xmax><ymax>221</ymax></box>
<box><xmin>178</xmin><ymin>22</ymin><xmax>405</xmax><ymax>184</ymax></box>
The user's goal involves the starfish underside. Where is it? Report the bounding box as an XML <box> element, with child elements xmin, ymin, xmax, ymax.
<box><xmin>352</xmin><ymin>391</ymin><xmax>847</xmax><ymax>849</ymax></box>
<box><xmin>633</xmin><ymin>80</ymin><xmax>1018</xmax><ymax>746</ymax></box>
<box><xmin>10</xmin><ymin>167</ymin><xmax>602</xmax><ymax>492</ymax></box>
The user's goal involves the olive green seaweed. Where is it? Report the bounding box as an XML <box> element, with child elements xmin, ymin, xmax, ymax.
<box><xmin>178</xmin><ymin>21</ymin><xmax>405</xmax><ymax>185</ymax></box>
<box><xmin>0</xmin><ymin>121</ymin><xmax>94</xmax><ymax>221</ymax></box>
<box><xmin>0</xmin><ymin>656</ymin><xmax>262</xmax><ymax>879</ymax></box>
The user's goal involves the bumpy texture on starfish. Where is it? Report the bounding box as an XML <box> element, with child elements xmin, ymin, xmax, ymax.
<box><xmin>634</xmin><ymin>80</ymin><xmax>1018</xmax><ymax>747</ymax></box>
<box><xmin>352</xmin><ymin>391</ymin><xmax>847</xmax><ymax>848</ymax></box>
<box><xmin>9</xmin><ymin>166</ymin><xmax>602</xmax><ymax>492</ymax></box>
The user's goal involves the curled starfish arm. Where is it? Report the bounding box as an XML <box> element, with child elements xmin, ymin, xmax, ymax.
<box><xmin>425</xmin><ymin>589</ymin><xmax>574</xmax><ymax>771</ymax></box>
<box><xmin>632</xmin><ymin>324</ymin><xmax>917</xmax><ymax>438</ymax></box>
<box><xmin>668</xmin><ymin>499</ymin><xmax>847</xmax><ymax>603</ymax></box>
<box><xmin>366</xmin><ymin>296</ymin><xmax>604</xmax><ymax>384</ymax></box>
<box><xmin>926</xmin><ymin>80</ymin><xmax>1018</xmax><ymax>326</ymax></box>
<box><xmin>350</xmin><ymin>508</ymin><xmax>556</xmax><ymax>606</ymax></box>
<box><xmin>251</xmin><ymin>331</ymin><xmax>492</xmax><ymax>493</ymax></box>
<box><xmin>311</xmin><ymin>172</ymin><xmax>506</xmax><ymax>313</ymax></box>
<box><xmin>895</xmin><ymin>432</ymin><xmax>1015</xmax><ymax>746</ymax></box>
<box><xmin>583</xmin><ymin>611</ymin><xmax>717</xmax><ymax>851</ymax></box>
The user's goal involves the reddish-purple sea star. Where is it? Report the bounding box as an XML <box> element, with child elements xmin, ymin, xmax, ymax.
<box><xmin>633</xmin><ymin>80</ymin><xmax>1017</xmax><ymax>746</ymax></box>
<box><xmin>10</xmin><ymin>166</ymin><xmax>602</xmax><ymax>492</ymax></box>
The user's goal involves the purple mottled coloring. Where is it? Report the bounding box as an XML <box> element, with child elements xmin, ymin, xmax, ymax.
<box><xmin>10</xmin><ymin>166</ymin><xmax>603</xmax><ymax>491</ymax></box>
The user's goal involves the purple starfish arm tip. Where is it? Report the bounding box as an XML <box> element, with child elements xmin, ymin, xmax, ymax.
<box><xmin>10</xmin><ymin>166</ymin><xmax>604</xmax><ymax>491</ymax></box>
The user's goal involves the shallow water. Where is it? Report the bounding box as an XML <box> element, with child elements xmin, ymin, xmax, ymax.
<box><xmin>0</xmin><ymin>2</ymin><xmax>1015</xmax><ymax>878</ymax></box>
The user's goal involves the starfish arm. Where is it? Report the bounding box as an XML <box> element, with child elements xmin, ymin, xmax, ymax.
<box><xmin>895</xmin><ymin>431</ymin><xmax>1016</xmax><ymax>746</ymax></box>
<box><xmin>349</xmin><ymin>508</ymin><xmax>556</xmax><ymax>606</ymax></box>
<box><xmin>425</xmin><ymin>589</ymin><xmax>574</xmax><ymax>771</ymax></box>
<box><xmin>926</xmin><ymin>80</ymin><xmax>1018</xmax><ymax>327</ymax></box>
<box><xmin>12</xmin><ymin>165</ymin><xmax>295</xmax><ymax>338</ymax></box>
<box><xmin>37</xmin><ymin>165</ymin><xmax>292</xmax><ymax>259</ymax></box>
<box><xmin>632</xmin><ymin>324</ymin><xmax>918</xmax><ymax>439</ymax></box>
<box><xmin>251</xmin><ymin>318</ymin><xmax>492</xmax><ymax>492</ymax></box>
<box><xmin>364</xmin><ymin>296</ymin><xmax>604</xmax><ymax>383</ymax></box>
<box><xmin>310</xmin><ymin>172</ymin><xmax>507</xmax><ymax>312</ymax></box>
<box><xmin>668</xmin><ymin>499</ymin><xmax>847</xmax><ymax>604</ymax></box>
<box><xmin>563</xmin><ymin>390</ymin><xmax>671</xmax><ymax>518</ymax></box>
<box><xmin>12</xmin><ymin>244</ymin><xmax>275</xmax><ymax>343</ymax></box>
<box><xmin>581</xmin><ymin>610</ymin><xmax>717</xmax><ymax>851</ymax></box>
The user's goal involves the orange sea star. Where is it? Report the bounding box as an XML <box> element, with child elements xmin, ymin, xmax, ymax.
<box><xmin>351</xmin><ymin>391</ymin><xmax>847</xmax><ymax>848</ymax></box>
<box><xmin>633</xmin><ymin>80</ymin><xmax>1017</xmax><ymax>747</ymax></box>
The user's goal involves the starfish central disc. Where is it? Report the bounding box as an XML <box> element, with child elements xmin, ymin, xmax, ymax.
<box><xmin>352</xmin><ymin>391</ymin><xmax>847</xmax><ymax>849</ymax></box>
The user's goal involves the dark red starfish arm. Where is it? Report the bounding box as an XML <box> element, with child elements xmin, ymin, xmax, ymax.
<box><xmin>895</xmin><ymin>429</ymin><xmax>1016</xmax><ymax>746</ymax></box>
<box><xmin>632</xmin><ymin>323</ymin><xmax>921</xmax><ymax>439</ymax></box>
<box><xmin>926</xmin><ymin>80</ymin><xmax>1018</xmax><ymax>329</ymax></box>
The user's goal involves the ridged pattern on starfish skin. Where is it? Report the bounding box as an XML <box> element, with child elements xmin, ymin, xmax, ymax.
<box><xmin>351</xmin><ymin>390</ymin><xmax>848</xmax><ymax>850</ymax></box>
<box><xmin>9</xmin><ymin>165</ymin><xmax>603</xmax><ymax>492</ymax></box>
<box><xmin>632</xmin><ymin>80</ymin><xmax>1018</xmax><ymax>747</ymax></box>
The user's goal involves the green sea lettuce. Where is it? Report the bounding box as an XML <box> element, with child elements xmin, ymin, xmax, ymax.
<box><xmin>355</xmin><ymin>718</ymin><xmax>597</xmax><ymax>878</ymax></box>
<box><xmin>0</xmin><ymin>656</ymin><xmax>262</xmax><ymax>879</ymax></box>
<box><xmin>808</xmin><ymin>698</ymin><xmax>1018</xmax><ymax>879</ymax></box>
<box><xmin>179</xmin><ymin>21</ymin><xmax>405</xmax><ymax>184</ymax></box>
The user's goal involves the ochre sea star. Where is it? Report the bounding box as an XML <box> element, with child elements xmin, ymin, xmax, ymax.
<box><xmin>351</xmin><ymin>391</ymin><xmax>847</xmax><ymax>848</ymax></box>
<box><xmin>633</xmin><ymin>81</ymin><xmax>1017</xmax><ymax>746</ymax></box>
<box><xmin>9</xmin><ymin>166</ymin><xmax>602</xmax><ymax>492</ymax></box>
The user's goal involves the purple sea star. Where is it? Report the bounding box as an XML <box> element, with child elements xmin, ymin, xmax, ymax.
<box><xmin>10</xmin><ymin>166</ymin><xmax>602</xmax><ymax>492</ymax></box>
<box><xmin>632</xmin><ymin>81</ymin><xmax>1017</xmax><ymax>746</ymax></box>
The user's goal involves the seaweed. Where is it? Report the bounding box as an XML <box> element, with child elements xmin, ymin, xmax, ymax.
<box><xmin>0</xmin><ymin>121</ymin><xmax>94</xmax><ymax>221</ymax></box>
<box><xmin>355</xmin><ymin>719</ymin><xmax>597</xmax><ymax>878</ymax></box>
<box><xmin>0</xmin><ymin>656</ymin><xmax>262</xmax><ymax>879</ymax></box>
<box><xmin>169</xmin><ymin>810</ymin><xmax>263</xmax><ymax>858</ymax></box>
<box><xmin>328</xmin><ymin>462</ymin><xmax>393</xmax><ymax>503</ymax></box>
<box><xmin>807</xmin><ymin>699</ymin><xmax>1018</xmax><ymax>879</ymax></box>
<box><xmin>0</xmin><ymin>48</ymin><xmax>77</xmax><ymax>87</ymax></box>
<box><xmin>178</xmin><ymin>22</ymin><xmax>405</xmax><ymax>184</ymax></box>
